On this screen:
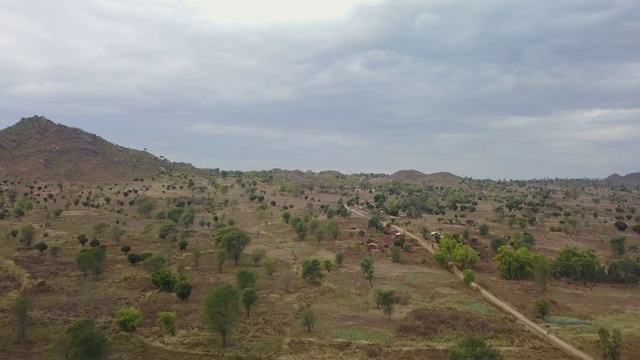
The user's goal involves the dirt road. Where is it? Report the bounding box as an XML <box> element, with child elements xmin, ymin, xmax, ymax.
<box><xmin>347</xmin><ymin>207</ymin><xmax>593</xmax><ymax>360</ymax></box>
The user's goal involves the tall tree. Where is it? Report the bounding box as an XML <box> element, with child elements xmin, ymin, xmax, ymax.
<box><xmin>204</xmin><ymin>284</ymin><xmax>240</xmax><ymax>348</ymax></box>
<box><xmin>378</xmin><ymin>290</ymin><xmax>395</xmax><ymax>320</ymax></box>
<box><xmin>215</xmin><ymin>227</ymin><xmax>251</xmax><ymax>266</ymax></box>
<box><xmin>11</xmin><ymin>294</ymin><xmax>33</xmax><ymax>341</ymax></box>
<box><xmin>241</xmin><ymin>288</ymin><xmax>258</xmax><ymax>316</ymax></box>
<box><xmin>325</xmin><ymin>221</ymin><xmax>340</xmax><ymax>240</ymax></box>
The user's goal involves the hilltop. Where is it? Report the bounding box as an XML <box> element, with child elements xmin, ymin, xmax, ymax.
<box><xmin>0</xmin><ymin>116</ymin><xmax>192</xmax><ymax>182</ymax></box>
<box><xmin>384</xmin><ymin>169</ymin><xmax>463</xmax><ymax>186</ymax></box>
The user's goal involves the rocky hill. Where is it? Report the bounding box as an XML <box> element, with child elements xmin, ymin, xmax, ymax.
<box><xmin>385</xmin><ymin>169</ymin><xmax>462</xmax><ymax>186</ymax></box>
<box><xmin>606</xmin><ymin>172</ymin><xmax>640</xmax><ymax>184</ymax></box>
<box><xmin>0</xmin><ymin>116</ymin><xmax>182</xmax><ymax>182</ymax></box>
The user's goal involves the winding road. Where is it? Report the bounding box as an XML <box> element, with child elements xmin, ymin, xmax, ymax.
<box><xmin>347</xmin><ymin>206</ymin><xmax>593</xmax><ymax>360</ymax></box>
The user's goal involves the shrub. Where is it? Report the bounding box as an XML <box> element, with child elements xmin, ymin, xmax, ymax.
<box><xmin>533</xmin><ymin>298</ymin><xmax>550</xmax><ymax>321</ymax></box>
<box><xmin>114</xmin><ymin>307</ymin><xmax>142</xmax><ymax>332</ymax></box>
<box><xmin>236</xmin><ymin>269</ymin><xmax>258</xmax><ymax>289</ymax></box>
<box><xmin>151</xmin><ymin>268</ymin><xmax>176</xmax><ymax>292</ymax></box>
<box><xmin>157</xmin><ymin>312</ymin><xmax>177</xmax><ymax>335</ymax></box>
<box><xmin>449</xmin><ymin>334</ymin><xmax>502</xmax><ymax>360</ymax></box>
<box><xmin>463</xmin><ymin>269</ymin><xmax>475</xmax><ymax>285</ymax></box>
<box><xmin>335</xmin><ymin>251</ymin><xmax>344</xmax><ymax>267</ymax></box>
<box><xmin>34</xmin><ymin>242</ymin><xmax>48</xmax><ymax>253</ymax></box>
<box><xmin>174</xmin><ymin>281</ymin><xmax>192</xmax><ymax>301</ymax></box>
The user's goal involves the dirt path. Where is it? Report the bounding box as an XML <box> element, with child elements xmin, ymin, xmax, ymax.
<box><xmin>347</xmin><ymin>207</ymin><xmax>593</xmax><ymax>360</ymax></box>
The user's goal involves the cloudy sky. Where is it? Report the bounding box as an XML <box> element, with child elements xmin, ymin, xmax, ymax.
<box><xmin>1</xmin><ymin>0</ymin><xmax>639</xmax><ymax>179</ymax></box>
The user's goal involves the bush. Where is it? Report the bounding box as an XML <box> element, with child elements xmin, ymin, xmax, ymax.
<box><xmin>142</xmin><ymin>254</ymin><xmax>166</xmax><ymax>273</ymax></box>
<box><xmin>533</xmin><ymin>298</ymin><xmax>550</xmax><ymax>321</ymax></box>
<box><xmin>301</xmin><ymin>259</ymin><xmax>323</xmax><ymax>283</ymax></box>
<box><xmin>463</xmin><ymin>269</ymin><xmax>475</xmax><ymax>285</ymax></box>
<box><xmin>490</xmin><ymin>237</ymin><xmax>507</xmax><ymax>253</ymax></box>
<box><xmin>114</xmin><ymin>307</ymin><xmax>142</xmax><ymax>332</ymax></box>
<box><xmin>151</xmin><ymin>268</ymin><xmax>176</xmax><ymax>292</ymax></box>
<box><xmin>34</xmin><ymin>242</ymin><xmax>48</xmax><ymax>253</ymax></box>
<box><xmin>236</xmin><ymin>269</ymin><xmax>258</xmax><ymax>290</ymax></box>
<box><xmin>157</xmin><ymin>312</ymin><xmax>177</xmax><ymax>335</ymax></box>
<box><xmin>614</xmin><ymin>221</ymin><xmax>628</xmax><ymax>231</ymax></box>
<box><xmin>449</xmin><ymin>334</ymin><xmax>502</xmax><ymax>360</ymax></box>
<box><xmin>174</xmin><ymin>281</ymin><xmax>192</xmax><ymax>301</ymax></box>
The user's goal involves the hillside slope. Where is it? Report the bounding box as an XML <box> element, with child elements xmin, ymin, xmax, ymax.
<box><xmin>0</xmin><ymin>116</ymin><xmax>175</xmax><ymax>182</ymax></box>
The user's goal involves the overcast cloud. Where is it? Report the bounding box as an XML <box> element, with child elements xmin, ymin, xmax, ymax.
<box><xmin>1</xmin><ymin>0</ymin><xmax>639</xmax><ymax>179</ymax></box>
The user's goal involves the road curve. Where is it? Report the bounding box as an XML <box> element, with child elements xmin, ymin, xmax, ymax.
<box><xmin>347</xmin><ymin>206</ymin><xmax>593</xmax><ymax>360</ymax></box>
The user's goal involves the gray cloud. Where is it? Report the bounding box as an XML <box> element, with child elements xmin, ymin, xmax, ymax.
<box><xmin>0</xmin><ymin>0</ymin><xmax>639</xmax><ymax>179</ymax></box>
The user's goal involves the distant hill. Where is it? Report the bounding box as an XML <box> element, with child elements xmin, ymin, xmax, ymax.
<box><xmin>385</xmin><ymin>170</ymin><xmax>463</xmax><ymax>186</ymax></box>
<box><xmin>606</xmin><ymin>172</ymin><xmax>640</xmax><ymax>184</ymax></box>
<box><xmin>0</xmin><ymin>116</ymin><xmax>188</xmax><ymax>182</ymax></box>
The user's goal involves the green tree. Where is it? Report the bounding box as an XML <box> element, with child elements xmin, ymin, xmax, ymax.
<box><xmin>479</xmin><ymin>223</ymin><xmax>489</xmax><ymax>236</ymax></box>
<box><xmin>463</xmin><ymin>269</ymin><xmax>475</xmax><ymax>285</ymax></box>
<box><xmin>215</xmin><ymin>227</ymin><xmax>251</xmax><ymax>266</ymax></box>
<box><xmin>204</xmin><ymin>284</ymin><xmax>240</xmax><ymax>348</ymax></box>
<box><xmin>322</xmin><ymin>259</ymin><xmax>333</xmax><ymax>273</ymax></box>
<box><xmin>263</xmin><ymin>257</ymin><xmax>277</xmax><ymax>277</ymax></box>
<box><xmin>533</xmin><ymin>256</ymin><xmax>553</xmax><ymax>291</ymax></box>
<box><xmin>533</xmin><ymin>298</ymin><xmax>550</xmax><ymax>321</ymax></box>
<box><xmin>120</xmin><ymin>245</ymin><xmax>131</xmax><ymax>255</ymax></box>
<box><xmin>365</xmin><ymin>268</ymin><xmax>374</xmax><ymax>286</ymax></box>
<box><xmin>598</xmin><ymin>327</ymin><xmax>622</xmax><ymax>360</ymax></box>
<box><xmin>151</xmin><ymin>268</ymin><xmax>176</xmax><ymax>292</ymax></box>
<box><xmin>610</xmin><ymin>236</ymin><xmax>626</xmax><ymax>257</ymax></box>
<box><xmin>127</xmin><ymin>252</ymin><xmax>142</xmax><ymax>266</ymax></box>
<box><xmin>34</xmin><ymin>241</ymin><xmax>48</xmax><ymax>253</ymax></box>
<box><xmin>251</xmin><ymin>248</ymin><xmax>267</xmax><ymax>267</ymax></box>
<box><xmin>241</xmin><ymin>287</ymin><xmax>258</xmax><ymax>316</ymax></box>
<box><xmin>494</xmin><ymin>246</ymin><xmax>537</xmax><ymax>280</ymax></box>
<box><xmin>114</xmin><ymin>307</ymin><xmax>142</xmax><ymax>332</ymax></box>
<box><xmin>489</xmin><ymin>236</ymin><xmax>507</xmax><ymax>253</ymax></box>
<box><xmin>301</xmin><ymin>259</ymin><xmax>323</xmax><ymax>283</ymax></box>
<box><xmin>11</xmin><ymin>294</ymin><xmax>33</xmax><ymax>341</ymax></box>
<box><xmin>158</xmin><ymin>221</ymin><xmax>177</xmax><ymax>239</ymax></box>
<box><xmin>452</xmin><ymin>245</ymin><xmax>478</xmax><ymax>270</ymax></box>
<box><xmin>360</xmin><ymin>257</ymin><xmax>374</xmax><ymax>277</ymax></box>
<box><xmin>76</xmin><ymin>247</ymin><xmax>106</xmax><ymax>279</ymax></box>
<box><xmin>142</xmin><ymin>254</ymin><xmax>166</xmax><ymax>273</ymax></box>
<box><xmin>137</xmin><ymin>196</ymin><xmax>156</xmax><ymax>218</ymax></box>
<box><xmin>325</xmin><ymin>220</ymin><xmax>340</xmax><ymax>240</ymax></box>
<box><xmin>77</xmin><ymin>234</ymin><xmax>88</xmax><ymax>247</ymax></box>
<box><xmin>178</xmin><ymin>240</ymin><xmax>188</xmax><ymax>252</ymax></box>
<box><xmin>335</xmin><ymin>251</ymin><xmax>344</xmax><ymax>267</ymax></box>
<box><xmin>175</xmin><ymin>281</ymin><xmax>193</xmax><ymax>301</ymax></box>
<box><xmin>56</xmin><ymin>319</ymin><xmax>107</xmax><ymax>360</ymax></box>
<box><xmin>157</xmin><ymin>312</ymin><xmax>177</xmax><ymax>335</ymax></box>
<box><xmin>378</xmin><ymin>290</ymin><xmax>395</xmax><ymax>320</ymax></box>
<box><xmin>295</xmin><ymin>222</ymin><xmax>308</xmax><ymax>241</ymax></box>
<box><xmin>301</xmin><ymin>308</ymin><xmax>317</xmax><ymax>332</ymax></box>
<box><xmin>19</xmin><ymin>224</ymin><xmax>36</xmax><ymax>249</ymax></box>
<box><xmin>282</xmin><ymin>211</ymin><xmax>291</xmax><ymax>224</ymax></box>
<box><xmin>390</xmin><ymin>246</ymin><xmax>401</xmax><ymax>263</ymax></box>
<box><xmin>449</xmin><ymin>334</ymin><xmax>502</xmax><ymax>360</ymax></box>
<box><xmin>236</xmin><ymin>269</ymin><xmax>258</xmax><ymax>289</ymax></box>
<box><xmin>368</xmin><ymin>214</ymin><xmax>384</xmax><ymax>231</ymax></box>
